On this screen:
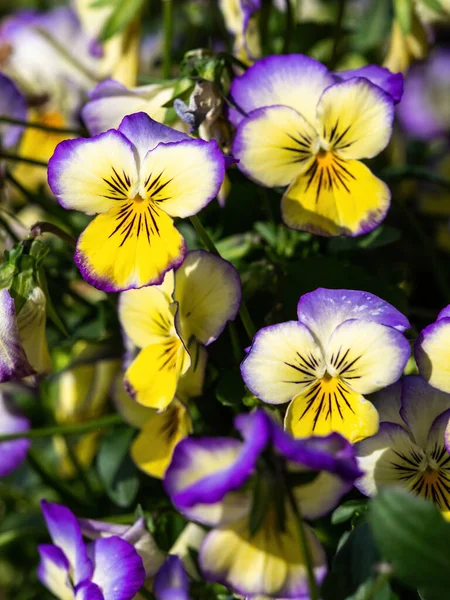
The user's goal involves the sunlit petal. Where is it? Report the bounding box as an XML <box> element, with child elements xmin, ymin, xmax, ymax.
<box><xmin>131</xmin><ymin>399</ymin><xmax>192</xmax><ymax>479</ymax></box>
<box><xmin>174</xmin><ymin>250</ymin><xmax>241</xmax><ymax>345</ymax></box>
<box><xmin>75</xmin><ymin>201</ymin><xmax>186</xmax><ymax>292</ymax></box>
<box><xmin>139</xmin><ymin>139</ymin><xmax>225</xmax><ymax>218</ymax></box>
<box><xmin>326</xmin><ymin>319</ymin><xmax>411</xmax><ymax>395</ymax></box>
<box><xmin>48</xmin><ymin>130</ymin><xmax>139</xmax><ymax>214</ymax></box>
<box><xmin>282</xmin><ymin>158</ymin><xmax>390</xmax><ymax>237</ymax></box>
<box><xmin>37</xmin><ymin>544</ymin><xmax>75</xmax><ymax>600</ymax></box>
<box><xmin>317</xmin><ymin>79</ymin><xmax>394</xmax><ymax>159</ymax></box>
<box><xmin>232</xmin><ymin>105</ymin><xmax>317</xmax><ymax>187</ymax></box>
<box><xmin>240</xmin><ymin>321</ymin><xmax>325</xmax><ymax>405</ymax></box>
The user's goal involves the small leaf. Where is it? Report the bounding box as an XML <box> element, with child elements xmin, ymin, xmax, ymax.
<box><xmin>332</xmin><ymin>499</ymin><xmax>368</xmax><ymax>525</ymax></box>
<box><xmin>420</xmin><ymin>0</ymin><xmax>446</xmax><ymax>14</ymax></box>
<box><xmin>97</xmin><ymin>425</ymin><xmax>139</xmax><ymax>507</ymax></box>
<box><xmin>98</xmin><ymin>0</ymin><xmax>144</xmax><ymax>42</ymax></box>
<box><xmin>351</xmin><ymin>0</ymin><xmax>393</xmax><ymax>52</ymax></box>
<box><xmin>369</xmin><ymin>488</ymin><xmax>450</xmax><ymax>596</ymax></box>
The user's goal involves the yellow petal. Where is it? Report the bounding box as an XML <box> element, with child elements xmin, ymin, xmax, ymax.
<box><xmin>174</xmin><ymin>251</ymin><xmax>241</xmax><ymax>345</ymax></box>
<box><xmin>119</xmin><ymin>281</ymin><xmax>175</xmax><ymax>350</ymax></box>
<box><xmin>317</xmin><ymin>78</ymin><xmax>394</xmax><ymax>160</ymax></box>
<box><xmin>131</xmin><ymin>399</ymin><xmax>192</xmax><ymax>479</ymax></box>
<box><xmin>232</xmin><ymin>105</ymin><xmax>317</xmax><ymax>187</ymax></box>
<box><xmin>76</xmin><ymin>201</ymin><xmax>185</xmax><ymax>291</ymax></box>
<box><xmin>281</xmin><ymin>157</ymin><xmax>390</xmax><ymax>237</ymax></box>
<box><xmin>17</xmin><ymin>287</ymin><xmax>52</xmax><ymax>375</ymax></box>
<box><xmin>285</xmin><ymin>378</ymin><xmax>379</xmax><ymax>443</ymax></box>
<box><xmin>200</xmin><ymin>509</ymin><xmax>326</xmax><ymax>598</ymax></box>
<box><xmin>124</xmin><ymin>336</ymin><xmax>190</xmax><ymax>410</ymax></box>
<box><xmin>113</xmin><ymin>374</ymin><xmax>157</xmax><ymax>429</ymax></box>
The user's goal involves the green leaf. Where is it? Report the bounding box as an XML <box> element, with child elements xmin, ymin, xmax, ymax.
<box><xmin>347</xmin><ymin>577</ymin><xmax>398</xmax><ymax>600</ymax></box>
<box><xmin>216</xmin><ymin>368</ymin><xmax>246</xmax><ymax>407</ymax></box>
<box><xmin>249</xmin><ymin>476</ymin><xmax>271</xmax><ymax>536</ymax></box>
<box><xmin>394</xmin><ymin>0</ymin><xmax>413</xmax><ymax>34</ymax></box>
<box><xmin>322</xmin><ymin>522</ymin><xmax>381</xmax><ymax>600</ymax></box>
<box><xmin>351</xmin><ymin>0</ymin><xmax>393</xmax><ymax>52</ymax></box>
<box><xmin>420</xmin><ymin>0</ymin><xmax>446</xmax><ymax>14</ymax></box>
<box><xmin>98</xmin><ymin>0</ymin><xmax>144</xmax><ymax>42</ymax></box>
<box><xmin>369</xmin><ymin>488</ymin><xmax>450</xmax><ymax>596</ymax></box>
<box><xmin>97</xmin><ymin>426</ymin><xmax>139</xmax><ymax>507</ymax></box>
<box><xmin>332</xmin><ymin>499</ymin><xmax>368</xmax><ymax>525</ymax></box>
<box><xmin>37</xmin><ymin>268</ymin><xmax>68</xmax><ymax>337</ymax></box>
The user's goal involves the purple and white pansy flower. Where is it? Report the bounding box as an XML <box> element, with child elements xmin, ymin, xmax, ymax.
<box><xmin>164</xmin><ymin>408</ymin><xmax>361</xmax><ymax>598</ymax></box>
<box><xmin>38</xmin><ymin>501</ymin><xmax>146</xmax><ymax>600</ymax></box>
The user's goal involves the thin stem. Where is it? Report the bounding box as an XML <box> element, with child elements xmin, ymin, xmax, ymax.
<box><xmin>162</xmin><ymin>0</ymin><xmax>173</xmax><ymax>79</ymax></box>
<box><xmin>189</xmin><ymin>214</ymin><xmax>256</xmax><ymax>341</ymax></box>
<box><xmin>0</xmin><ymin>413</ymin><xmax>123</xmax><ymax>443</ymax></box>
<box><xmin>364</xmin><ymin>571</ymin><xmax>392</xmax><ymax>600</ymax></box>
<box><xmin>0</xmin><ymin>214</ymin><xmax>19</xmax><ymax>243</ymax></box>
<box><xmin>0</xmin><ymin>153</ymin><xmax>48</xmax><ymax>168</ymax></box>
<box><xmin>282</xmin><ymin>0</ymin><xmax>294</xmax><ymax>53</ymax></box>
<box><xmin>0</xmin><ymin>116</ymin><xmax>82</xmax><ymax>136</ymax></box>
<box><xmin>228</xmin><ymin>321</ymin><xmax>242</xmax><ymax>364</ymax></box>
<box><xmin>62</xmin><ymin>437</ymin><xmax>100</xmax><ymax>501</ymax></box>
<box><xmin>285</xmin><ymin>483</ymin><xmax>320</xmax><ymax>600</ymax></box>
<box><xmin>29</xmin><ymin>221</ymin><xmax>76</xmax><ymax>248</ymax></box>
<box><xmin>330</xmin><ymin>0</ymin><xmax>346</xmax><ymax>69</ymax></box>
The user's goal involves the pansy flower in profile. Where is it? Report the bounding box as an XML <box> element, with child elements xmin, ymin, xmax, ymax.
<box><xmin>219</xmin><ymin>0</ymin><xmax>261</xmax><ymax>63</ymax></box>
<box><xmin>38</xmin><ymin>500</ymin><xmax>145</xmax><ymax>599</ymax></box>
<box><xmin>415</xmin><ymin>305</ymin><xmax>450</xmax><ymax>394</ymax></box>
<box><xmin>153</xmin><ymin>555</ymin><xmax>190</xmax><ymax>600</ymax></box>
<box><xmin>165</xmin><ymin>408</ymin><xmax>360</xmax><ymax>598</ymax></box>
<box><xmin>48</xmin><ymin>113</ymin><xmax>225</xmax><ymax>291</ymax></box>
<box><xmin>0</xmin><ymin>384</ymin><xmax>30</xmax><ymax>477</ymax></box>
<box><xmin>117</xmin><ymin>250</ymin><xmax>241</xmax><ymax>477</ymax></box>
<box><xmin>355</xmin><ymin>376</ymin><xmax>450</xmax><ymax>519</ymax></box>
<box><xmin>241</xmin><ymin>288</ymin><xmax>411</xmax><ymax>442</ymax></box>
<box><xmin>231</xmin><ymin>55</ymin><xmax>402</xmax><ymax>236</ymax></box>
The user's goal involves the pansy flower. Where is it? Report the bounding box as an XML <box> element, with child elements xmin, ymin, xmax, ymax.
<box><xmin>118</xmin><ymin>250</ymin><xmax>241</xmax><ymax>476</ymax></box>
<box><xmin>48</xmin><ymin>113</ymin><xmax>225</xmax><ymax>291</ymax></box>
<box><xmin>415</xmin><ymin>304</ymin><xmax>450</xmax><ymax>394</ymax></box>
<box><xmin>355</xmin><ymin>375</ymin><xmax>450</xmax><ymax>519</ymax></box>
<box><xmin>0</xmin><ymin>73</ymin><xmax>26</xmax><ymax>149</ymax></box>
<box><xmin>165</xmin><ymin>408</ymin><xmax>360</xmax><ymax>598</ymax></box>
<box><xmin>0</xmin><ymin>287</ymin><xmax>52</xmax><ymax>383</ymax></box>
<box><xmin>241</xmin><ymin>288</ymin><xmax>411</xmax><ymax>442</ymax></box>
<box><xmin>38</xmin><ymin>500</ymin><xmax>145</xmax><ymax>599</ymax></box>
<box><xmin>230</xmin><ymin>55</ymin><xmax>402</xmax><ymax>236</ymax></box>
<box><xmin>0</xmin><ymin>384</ymin><xmax>30</xmax><ymax>477</ymax></box>
<box><xmin>219</xmin><ymin>0</ymin><xmax>261</xmax><ymax>62</ymax></box>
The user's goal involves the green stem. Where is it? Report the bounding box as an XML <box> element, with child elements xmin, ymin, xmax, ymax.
<box><xmin>282</xmin><ymin>0</ymin><xmax>294</xmax><ymax>53</ymax></box>
<box><xmin>27</xmin><ymin>447</ymin><xmax>92</xmax><ymax>508</ymax></box>
<box><xmin>228</xmin><ymin>321</ymin><xmax>242</xmax><ymax>364</ymax></box>
<box><xmin>0</xmin><ymin>153</ymin><xmax>48</xmax><ymax>168</ymax></box>
<box><xmin>62</xmin><ymin>437</ymin><xmax>99</xmax><ymax>501</ymax></box>
<box><xmin>330</xmin><ymin>0</ymin><xmax>346</xmax><ymax>69</ymax></box>
<box><xmin>382</xmin><ymin>165</ymin><xmax>450</xmax><ymax>190</ymax></box>
<box><xmin>0</xmin><ymin>414</ymin><xmax>123</xmax><ymax>443</ymax></box>
<box><xmin>189</xmin><ymin>215</ymin><xmax>256</xmax><ymax>341</ymax></box>
<box><xmin>364</xmin><ymin>571</ymin><xmax>392</xmax><ymax>600</ymax></box>
<box><xmin>0</xmin><ymin>214</ymin><xmax>19</xmax><ymax>243</ymax></box>
<box><xmin>285</xmin><ymin>483</ymin><xmax>320</xmax><ymax>600</ymax></box>
<box><xmin>29</xmin><ymin>221</ymin><xmax>77</xmax><ymax>248</ymax></box>
<box><xmin>162</xmin><ymin>0</ymin><xmax>173</xmax><ymax>79</ymax></box>
<box><xmin>0</xmin><ymin>116</ymin><xmax>82</xmax><ymax>136</ymax></box>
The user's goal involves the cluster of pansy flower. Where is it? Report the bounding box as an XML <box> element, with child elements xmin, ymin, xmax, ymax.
<box><xmin>3</xmin><ymin>4</ymin><xmax>450</xmax><ymax>596</ymax></box>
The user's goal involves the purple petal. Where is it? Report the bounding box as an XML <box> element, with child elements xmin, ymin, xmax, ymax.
<box><xmin>296</xmin><ymin>288</ymin><xmax>410</xmax><ymax>346</ymax></box>
<box><xmin>235</xmin><ymin>409</ymin><xmax>361</xmax><ymax>481</ymax></box>
<box><xmin>89</xmin><ymin>536</ymin><xmax>145</xmax><ymax>600</ymax></box>
<box><xmin>0</xmin><ymin>289</ymin><xmax>35</xmax><ymax>383</ymax></box>
<box><xmin>0</xmin><ymin>74</ymin><xmax>26</xmax><ymax>148</ymax></box>
<box><xmin>228</xmin><ymin>54</ymin><xmax>333</xmax><ymax>126</ymax></box>
<box><xmin>41</xmin><ymin>501</ymin><xmax>92</xmax><ymax>586</ymax></box>
<box><xmin>397</xmin><ymin>49</ymin><xmax>450</xmax><ymax>140</ymax></box>
<box><xmin>333</xmin><ymin>65</ymin><xmax>404</xmax><ymax>103</ymax></box>
<box><xmin>118</xmin><ymin>112</ymin><xmax>190</xmax><ymax>162</ymax></box>
<box><xmin>0</xmin><ymin>389</ymin><xmax>30</xmax><ymax>477</ymax></box>
<box><xmin>164</xmin><ymin>427</ymin><xmax>268</xmax><ymax>509</ymax></box>
<box><xmin>154</xmin><ymin>555</ymin><xmax>190</xmax><ymax>600</ymax></box>
<box><xmin>438</xmin><ymin>305</ymin><xmax>450</xmax><ymax>320</ymax></box>
<box><xmin>79</xmin><ymin>517</ymin><xmax>165</xmax><ymax>579</ymax></box>
<box><xmin>37</xmin><ymin>544</ymin><xmax>74</xmax><ymax>599</ymax></box>
<box><xmin>76</xmin><ymin>582</ymin><xmax>104</xmax><ymax>600</ymax></box>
